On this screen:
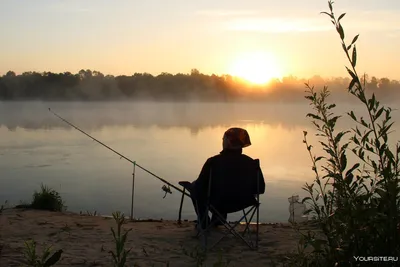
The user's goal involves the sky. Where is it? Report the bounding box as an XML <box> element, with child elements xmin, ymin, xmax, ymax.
<box><xmin>0</xmin><ymin>0</ymin><xmax>399</xmax><ymax>80</ymax></box>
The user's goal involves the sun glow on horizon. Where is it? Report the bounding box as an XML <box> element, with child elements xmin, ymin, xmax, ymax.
<box><xmin>228</xmin><ymin>51</ymin><xmax>282</xmax><ymax>85</ymax></box>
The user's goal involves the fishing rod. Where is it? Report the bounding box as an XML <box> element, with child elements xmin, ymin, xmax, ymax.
<box><xmin>48</xmin><ymin>108</ymin><xmax>190</xmax><ymax>198</ymax></box>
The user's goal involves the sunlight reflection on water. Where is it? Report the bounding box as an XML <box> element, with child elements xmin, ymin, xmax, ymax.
<box><xmin>1</xmin><ymin>101</ymin><xmax>399</xmax><ymax>222</ymax></box>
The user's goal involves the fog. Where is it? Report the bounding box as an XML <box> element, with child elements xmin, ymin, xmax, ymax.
<box><xmin>2</xmin><ymin>70</ymin><xmax>400</xmax><ymax>104</ymax></box>
<box><xmin>1</xmin><ymin>100</ymin><xmax>400</xmax><ymax>136</ymax></box>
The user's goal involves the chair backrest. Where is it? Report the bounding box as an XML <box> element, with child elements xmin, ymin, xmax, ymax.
<box><xmin>207</xmin><ymin>157</ymin><xmax>261</xmax><ymax>213</ymax></box>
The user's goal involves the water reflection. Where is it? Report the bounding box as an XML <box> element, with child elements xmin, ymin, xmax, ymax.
<box><xmin>1</xmin><ymin>101</ymin><xmax>399</xmax><ymax>222</ymax></box>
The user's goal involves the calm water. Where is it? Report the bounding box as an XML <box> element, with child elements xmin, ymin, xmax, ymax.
<box><xmin>1</xmin><ymin>100</ymin><xmax>399</xmax><ymax>222</ymax></box>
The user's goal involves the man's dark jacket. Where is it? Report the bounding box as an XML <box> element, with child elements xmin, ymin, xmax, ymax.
<box><xmin>192</xmin><ymin>148</ymin><xmax>265</xmax><ymax>213</ymax></box>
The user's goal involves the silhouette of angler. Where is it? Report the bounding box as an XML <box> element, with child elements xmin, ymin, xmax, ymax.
<box><xmin>187</xmin><ymin>127</ymin><xmax>266</xmax><ymax>228</ymax></box>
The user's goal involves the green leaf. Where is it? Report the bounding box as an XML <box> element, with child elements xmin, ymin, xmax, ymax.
<box><xmin>306</xmin><ymin>113</ymin><xmax>322</xmax><ymax>120</ymax></box>
<box><xmin>371</xmin><ymin>160</ymin><xmax>378</xmax><ymax>171</ymax></box>
<box><xmin>384</xmin><ymin>122</ymin><xmax>394</xmax><ymax>134</ymax></box>
<box><xmin>328</xmin><ymin>1</ymin><xmax>333</xmax><ymax>12</ymax></box>
<box><xmin>302</xmin><ymin>197</ymin><xmax>312</xmax><ymax>203</ymax></box>
<box><xmin>351</xmin><ymin>136</ymin><xmax>360</xmax><ymax>145</ymax></box>
<box><xmin>334</xmin><ymin>131</ymin><xmax>348</xmax><ymax>145</ymax></box>
<box><xmin>338</xmin><ymin>13</ymin><xmax>346</xmax><ymax>21</ymax></box>
<box><xmin>360</xmin><ymin>117</ymin><xmax>369</xmax><ymax>128</ymax></box>
<box><xmin>346</xmin><ymin>163</ymin><xmax>360</xmax><ymax>177</ymax></box>
<box><xmin>382</xmin><ymin>133</ymin><xmax>388</xmax><ymax>143</ymax></box>
<box><xmin>375</xmin><ymin>107</ymin><xmax>384</xmax><ymax>121</ymax></box>
<box><xmin>351</xmin><ymin>34</ymin><xmax>359</xmax><ymax>46</ymax></box>
<box><xmin>346</xmin><ymin>67</ymin><xmax>357</xmax><ymax>80</ymax></box>
<box><xmin>41</xmin><ymin>247</ymin><xmax>52</xmax><ymax>263</ymax></box>
<box><xmin>327</xmin><ymin>104</ymin><xmax>336</xmax><ymax>109</ymax></box>
<box><xmin>349</xmin><ymin>78</ymin><xmax>357</xmax><ymax>91</ymax></box>
<box><xmin>352</xmin><ymin>46</ymin><xmax>357</xmax><ymax>68</ymax></box>
<box><xmin>337</xmin><ymin>24</ymin><xmax>345</xmax><ymax>40</ymax></box>
<box><xmin>43</xmin><ymin>250</ymin><xmax>63</xmax><ymax>267</ymax></box>
<box><xmin>342</xmin><ymin>43</ymin><xmax>347</xmax><ymax>53</ymax></box>
<box><xmin>371</xmin><ymin>93</ymin><xmax>376</xmax><ymax>107</ymax></box>
<box><xmin>361</xmin><ymin>130</ymin><xmax>373</xmax><ymax>143</ymax></box>
<box><xmin>348</xmin><ymin>111</ymin><xmax>357</xmax><ymax>121</ymax></box>
<box><xmin>345</xmin><ymin>173</ymin><xmax>354</xmax><ymax>185</ymax></box>
<box><xmin>355</xmin><ymin>127</ymin><xmax>361</xmax><ymax>136</ymax></box>
<box><xmin>340</xmin><ymin>152</ymin><xmax>347</xmax><ymax>172</ymax></box>
<box><xmin>303</xmin><ymin>209</ymin><xmax>313</xmax><ymax>215</ymax></box>
<box><xmin>321</xmin><ymin>11</ymin><xmax>334</xmax><ymax>19</ymax></box>
<box><xmin>375</xmin><ymin>188</ymin><xmax>386</xmax><ymax>197</ymax></box>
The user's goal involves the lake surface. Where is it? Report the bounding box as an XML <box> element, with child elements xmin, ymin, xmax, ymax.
<box><xmin>1</xmin><ymin>100</ymin><xmax>399</xmax><ymax>223</ymax></box>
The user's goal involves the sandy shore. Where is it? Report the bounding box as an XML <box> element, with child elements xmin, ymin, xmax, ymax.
<box><xmin>0</xmin><ymin>209</ymin><xmax>302</xmax><ymax>267</ymax></box>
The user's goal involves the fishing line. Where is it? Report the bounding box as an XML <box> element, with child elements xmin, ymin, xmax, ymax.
<box><xmin>48</xmin><ymin>108</ymin><xmax>189</xmax><ymax>197</ymax></box>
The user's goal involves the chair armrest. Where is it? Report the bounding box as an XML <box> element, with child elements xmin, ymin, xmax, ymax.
<box><xmin>179</xmin><ymin>181</ymin><xmax>192</xmax><ymax>189</ymax></box>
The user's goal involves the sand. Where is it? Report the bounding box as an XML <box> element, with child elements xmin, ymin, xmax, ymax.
<box><xmin>0</xmin><ymin>208</ymin><xmax>302</xmax><ymax>267</ymax></box>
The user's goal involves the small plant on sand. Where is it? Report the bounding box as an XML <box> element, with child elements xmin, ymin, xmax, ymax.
<box><xmin>0</xmin><ymin>200</ymin><xmax>6</xmax><ymax>257</ymax></box>
<box><xmin>182</xmin><ymin>246</ymin><xmax>230</xmax><ymax>267</ymax></box>
<box><xmin>109</xmin><ymin>211</ymin><xmax>132</xmax><ymax>267</ymax></box>
<box><xmin>212</xmin><ymin>249</ymin><xmax>232</xmax><ymax>267</ymax></box>
<box><xmin>22</xmin><ymin>240</ymin><xmax>63</xmax><ymax>267</ymax></box>
<box><xmin>182</xmin><ymin>245</ymin><xmax>207</xmax><ymax>266</ymax></box>
<box><xmin>286</xmin><ymin>1</ymin><xmax>400</xmax><ymax>266</ymax></box>
<box><xmin>31</xmin><ymin>184</ymin><xmax>65</xmax><ymax>212</ymax></box>
<box><xmin>0</xmin><ymin>200</ymin><xmax>7</xmax><ymax>214</ymax></box>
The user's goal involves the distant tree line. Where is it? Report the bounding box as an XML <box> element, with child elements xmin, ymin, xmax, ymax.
<box><xmin>0</xmin><ymin>69</ymin><xmax>399</xmax><ymax>102</ymax></box>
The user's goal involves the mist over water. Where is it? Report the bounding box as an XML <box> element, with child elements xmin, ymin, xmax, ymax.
<box><xmin>1</xmin><ymin>100</ymin><xmax>399</xmax><ymax>222</ymax></box>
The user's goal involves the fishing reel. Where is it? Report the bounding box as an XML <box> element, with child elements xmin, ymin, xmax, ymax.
<box><xmin>161</xmin><ymin>185</ymin><xmax>172</xmax><ymax>198</ymax></box>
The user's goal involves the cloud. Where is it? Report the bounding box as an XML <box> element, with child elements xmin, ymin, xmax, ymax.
<box><xmin>219</xmin><ymin>10</ymin><xmax>400</xmax><ymax>34</ymax></box>
<box><xmin>224</xmin><ymin>17</ymin><xmax>331</xmax><ymax>33</ymax></box>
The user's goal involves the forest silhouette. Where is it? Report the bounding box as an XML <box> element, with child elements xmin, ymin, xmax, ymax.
<box><xmin>1</xmin><ymin>69</ymin><xmax>399</xmax><ymax>103</ymax></box>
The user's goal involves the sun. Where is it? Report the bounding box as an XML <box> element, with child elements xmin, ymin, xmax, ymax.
<box><xmin>228</xmin><ymin>51</ymin><xmax>282</xmax><ymax>85</ymax></box>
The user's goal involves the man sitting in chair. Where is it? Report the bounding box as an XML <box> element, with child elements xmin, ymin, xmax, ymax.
<box><xmin>183</xmin><ymin>127</ymin><xmax>266</xmax><ymax>230</ymax></box>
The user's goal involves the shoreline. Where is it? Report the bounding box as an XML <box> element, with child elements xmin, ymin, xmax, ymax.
<box><xmin>6</xmin><ymin>206</ymin><xmax>292</xmax><ymax>225</ymax></box>
<box><xmin>0</xmin><ymin>208</ymin><xmax>304</xmax><ymax>266</ymax></box>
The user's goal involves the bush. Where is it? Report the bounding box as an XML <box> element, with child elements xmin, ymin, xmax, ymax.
<box><xmin>31</xmin><ymin>184</ymin><xmax>65</xmax><ymax>212</ymax></box>
<box><xmin>286</xmin><ymin>1</ymin><xmax>400</xmax><ymax>266</ymax></box>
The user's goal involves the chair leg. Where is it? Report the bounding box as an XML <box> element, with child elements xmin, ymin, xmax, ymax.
<box><xmin>241</xmin><ymin>206</ymin><xmax>257</xmax><ymax>249</ymax></box>
<box><xmin>242</xmin><ymin>206</ymin><xmax>255</xmax><ymax>237</ymax></box>
<box><xmin>208</xmin><ymin>206</ymin><xmax>256</xmax><ymax>250</ymax></box>
<box><xmin>195</xmin><ymin>202</ymin><xmax>213</xmax><ymax>252</ymax></box>
<box><xmin>256</xmin><ymin>204</ymin><xmax>260</xmax><ymax>250</ymax></box>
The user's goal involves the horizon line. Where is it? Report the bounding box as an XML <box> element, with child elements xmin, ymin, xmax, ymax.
<box><xmin>1</xmin><ymin>69</ymin><xmax>398</xmax><ymax>81</ymax></box>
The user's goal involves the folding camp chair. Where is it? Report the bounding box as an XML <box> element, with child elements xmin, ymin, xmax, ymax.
<box><xmin>178</xmin><ymin>158</ymin><xmax>263</xmax><ymax>251</ymax></box>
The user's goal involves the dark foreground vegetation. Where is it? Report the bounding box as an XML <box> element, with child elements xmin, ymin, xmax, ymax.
<box><xmin>1</xmin><ymin>1</ymin><xmax>399</xmax><ymax>266</ymax></box>
<box><xmin>282</xmin><ymin>1</ymin><xmax>400</xmax><ymax>266</ymax></box>
<box><xmin>1</xmin><ymin>70</ymin><xmax>399</xmax><ymax>103</ymax></box>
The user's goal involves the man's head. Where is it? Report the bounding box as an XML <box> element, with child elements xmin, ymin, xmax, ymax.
<box><xmin>222</xmin><ymin>127</ymin><xmax>251</xmax><ymax>150</ymax></box>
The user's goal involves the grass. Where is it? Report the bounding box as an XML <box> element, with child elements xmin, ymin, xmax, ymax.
<box><xmin>22</xmin><ymin>240</ymin><xmax>63</xmax><ymax>267</ymax></box>
<box><xmin>30</xmin><ymin>184</ymin><xmax>65</xmax><ymax>212</ymax></box>
<box><xmin>109</xmin><ymin>211</ymin><xmax>132</xmax><ymax>267</ymax></box>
